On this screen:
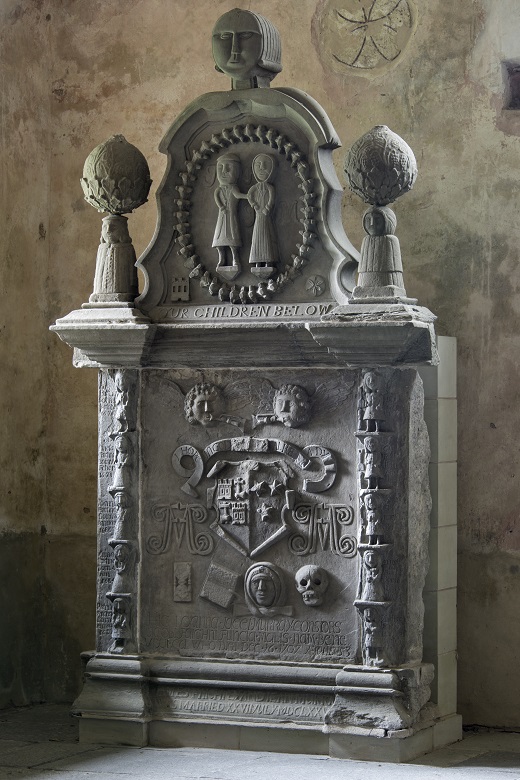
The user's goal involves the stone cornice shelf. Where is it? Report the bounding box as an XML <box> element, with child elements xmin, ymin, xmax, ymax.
<box><xmin>51</xmin><ymin>303</ymin><xmax>437</xmax><ymax>369</ymax></box>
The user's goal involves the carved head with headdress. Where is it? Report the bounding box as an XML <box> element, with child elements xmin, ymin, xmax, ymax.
<box><xmin>362</xmin><ymin>206</ymin><xmax>397</xmax><ymax>237</ymax></box>
<box><xmin>244</xmin><ymin>561</ymin><xmax>286</xmax><ymax>616</ymax></box>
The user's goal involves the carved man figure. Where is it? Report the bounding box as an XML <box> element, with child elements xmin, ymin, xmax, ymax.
<box><xmin>360</xmin><ymin>436</ymin><xmax>382</xmax><ymax>490</ymax></box>
<box><xmin>213</xmin><ymin>153</ymin><xmax>245</xmax><ymax>279</ymax></box>
<box><xmin>360</xmin><ymin>371</ymin><xmax>384</xmax><ymax>432</ymax></box>
<box><xmin>363</xmin><ymin>607</ymin><xmax>385</xmax><ymax>667</ymax></box>
<box><xmin>109</xmin><ymin>597</ymin><xmax>132</xmax><ymax>654</ymax></box>
<box><xmin>111</xmin><ymin>544</ymin><xmax>133</xmax><ymax>594</ymax></box>
<box><xmin>357</xmin><ymin>205</ymin><xmax>405</xmax><ymax>293</ymax></box>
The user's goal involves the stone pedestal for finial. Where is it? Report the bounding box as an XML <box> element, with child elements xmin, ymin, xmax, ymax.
<box><xmin>51</xmin><ymin>9</ymin><xmax>461</xmax><ymax>763</ymax></box>
<box><xmin>345</xmin><ymin>125</ymin><xmax>417</xmax><ymax>304</ymax></box>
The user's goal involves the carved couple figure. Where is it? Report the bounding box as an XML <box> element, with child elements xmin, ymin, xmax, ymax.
<box><xmin>212</xmin><ymin>152</ymin><xmax>277</xmax><ymax>280</ymax></box>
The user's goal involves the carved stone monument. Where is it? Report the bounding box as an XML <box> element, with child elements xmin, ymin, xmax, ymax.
<box><xmin>51</xmin><ymin>8</ymin><xmax>461</xmax><ymax>762</ymax></box>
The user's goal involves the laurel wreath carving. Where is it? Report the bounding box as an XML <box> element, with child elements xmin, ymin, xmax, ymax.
<box><xmin>174</xmin><ymin>124</ymin><xmax>318</xmax><ymax>303</ymax></box>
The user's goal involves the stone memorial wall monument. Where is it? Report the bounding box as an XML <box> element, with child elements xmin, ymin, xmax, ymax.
<box><xmin>52</xmin><ymin>8</ymin><xmax>461</xmax><ymax>762</ymax></box>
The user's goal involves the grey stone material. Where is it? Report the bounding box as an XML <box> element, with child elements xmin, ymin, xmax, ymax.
<box><xmin>50</xmin><ymin>7</ymin><xmax>458</xmax><ymax>762</ymax></box>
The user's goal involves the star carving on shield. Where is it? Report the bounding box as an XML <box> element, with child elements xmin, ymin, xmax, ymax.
<box><xmin>207</xmin><ymin>459</ymin><xmax>295</xmax><ymax>559</ymax></box>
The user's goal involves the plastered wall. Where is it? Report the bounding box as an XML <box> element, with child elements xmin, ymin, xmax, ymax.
<box><xmin>1</xmin><ymin>0</ymin><xmax>519</xmax><ymax>725</ymax></box>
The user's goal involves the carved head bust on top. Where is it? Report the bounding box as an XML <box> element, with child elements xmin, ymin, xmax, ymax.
<box><xmin>212</xmin><ymin>8</ymin><xmax>282</xmax><ymax>89</ymax></box>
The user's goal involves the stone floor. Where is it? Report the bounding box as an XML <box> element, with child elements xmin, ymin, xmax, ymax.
<box><xmin>0</xmin><ymin>705</ymin><xmax>519</xmax><ymax>779</ymax></box>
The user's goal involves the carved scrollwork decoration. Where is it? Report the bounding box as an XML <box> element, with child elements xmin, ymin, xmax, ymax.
<box><xmin>146</xmin><ymin>502</ymin><xmax>214</xmax><ymax>557</ymax></box>
<box><xmin>174</xmin><ymin>124</ymin><xmax>318</xmax><ymax>303</ymax></box>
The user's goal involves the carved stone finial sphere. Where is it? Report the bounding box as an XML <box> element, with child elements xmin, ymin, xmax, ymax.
<box><xmin>344</xmin><ymin>125</ymin><xmax>417</xmax><ymax>207</ymax></box>
<box><xmin>81</xmin><ymin>134</ymin><xmax>152</xmax><ymax>215</ymax></box>
<box><xmin>212</xmin><ymin>8</ymin><xmax>282</xmax><ymax>88</ymax></box>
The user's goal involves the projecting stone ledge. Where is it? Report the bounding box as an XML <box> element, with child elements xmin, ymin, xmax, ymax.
<box><xmin>50</xmin><ymin>303</ymin><xmax>437</xmax><ymax>369</ymax></box>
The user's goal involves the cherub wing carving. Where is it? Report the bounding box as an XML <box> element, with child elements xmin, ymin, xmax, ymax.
<box><xmin>153</xmin><ymin>377</ymin><xmax>186</xmax><ymax>412</ymax></box>
<box><xmin>224</xmin><ymin>378</ymin><xmax>276</xmax><ymax>413</ymax></box>
<box><xmin>309</xmin><ymin>376</ymin><xmax>356</xmax><ymax>420</ymax></box>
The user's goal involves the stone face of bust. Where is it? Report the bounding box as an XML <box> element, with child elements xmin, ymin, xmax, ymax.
<box><xmin>212</xmin><ymin>9</ymin><xmax>263</xmax><ymax>82</ymax></box>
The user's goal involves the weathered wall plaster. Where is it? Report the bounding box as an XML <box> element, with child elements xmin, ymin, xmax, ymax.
<box><xmin>1</xmin><ymin>0</ymin><xmax>520</xmax><ymax>726</ymax></box>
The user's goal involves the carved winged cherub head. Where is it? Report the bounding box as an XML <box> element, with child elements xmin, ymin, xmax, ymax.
<box><xmin>184</xmin><ymin>382</ymin><xmax>224</xmax><ymax>426</ymax></box>
<box><xmin>273</xmin><ymin>384</ymin><xmax>311</xmax><ymax>428</ymax></box>
<box><xmin>212</xmin><ymin>9</ymin><xmax>282</xmax><ymax>89</ymax></box>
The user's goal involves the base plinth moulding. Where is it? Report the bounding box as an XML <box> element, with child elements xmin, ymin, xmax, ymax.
<box><xmin>72</xmin><ymin>654</ymin><xmax>461</xmax><ymax>761</ymax></box>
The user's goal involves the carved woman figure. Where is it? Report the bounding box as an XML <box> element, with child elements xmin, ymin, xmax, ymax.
<box><xmin>363</xmin><ymin>491</ymin><xmax>384</xmax><ymax>545</ymax></box>
<box><xmin>361</xmin><ymin>371</ymin><xmax>384</xmax><ymax>432</ymax></box>
<box><xmin>247</xmin><ymin>153</ymin><xmax>278</xmax><ymax>276</ymax></box>
<box><xmin>91</xmin><ymin>215</ymin><xmax>138</xmax><ymax>302</ymax></box>
<box><xmin>360</xmin><ymin>436</ymin><xmax>382</xmax><ymax>490</ymax></box>
<box><xmin>361</xmin><ymin>550</ymin><xmax>385</xmax><ymax>602</ymax></box>
<box><xmin>212</xmin><ymin>153</ymin><xmax>245</xmax><ymax>279</ymax></box>
<box><xmin>356</xmin><ymin>206</ymin><xmax>406</xmax><ymax>294</ymax></box>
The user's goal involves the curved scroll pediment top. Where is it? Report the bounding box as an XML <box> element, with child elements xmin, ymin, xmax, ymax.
<box><xmin>131</xmin><ymin>8</ymin><xmax>361</xmax><ymax>317</ymax></box>
<box><xmin>137</xmin><ymin>85</ymin><xmax>359</xmax><ymax>316</ymax></box>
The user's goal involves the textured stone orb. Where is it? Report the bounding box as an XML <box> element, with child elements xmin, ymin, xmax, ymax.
<box><xmin>344</xmin><ymin>125</ymin><xmax>417</xmax><ymax>207</ymax></box>
<box><xmin>81</xmin><ymin>134</ymin><xmax>152</xmax><ymax>215</ymax></box>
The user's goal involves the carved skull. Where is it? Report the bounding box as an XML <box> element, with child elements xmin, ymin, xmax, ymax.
<box><xmin>295</xmin><ymin>565</ymin><xmax>329</xmax><ymax>607</ymax></box>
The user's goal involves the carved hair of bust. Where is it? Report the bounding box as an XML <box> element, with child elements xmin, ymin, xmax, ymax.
<box><xmin>273</xmin><ymin>384</ymin><xmax>310</xmax><ymax>428</ymax></box>
<box><xmin>184</xmin><ymin>382</ymin><xmax>223</xmax><ymax>426</ymax></box>
<box><xmin>212</xmin><ymin>9</ymin><xmax>282</xmax><ymax>85</ymax></box>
